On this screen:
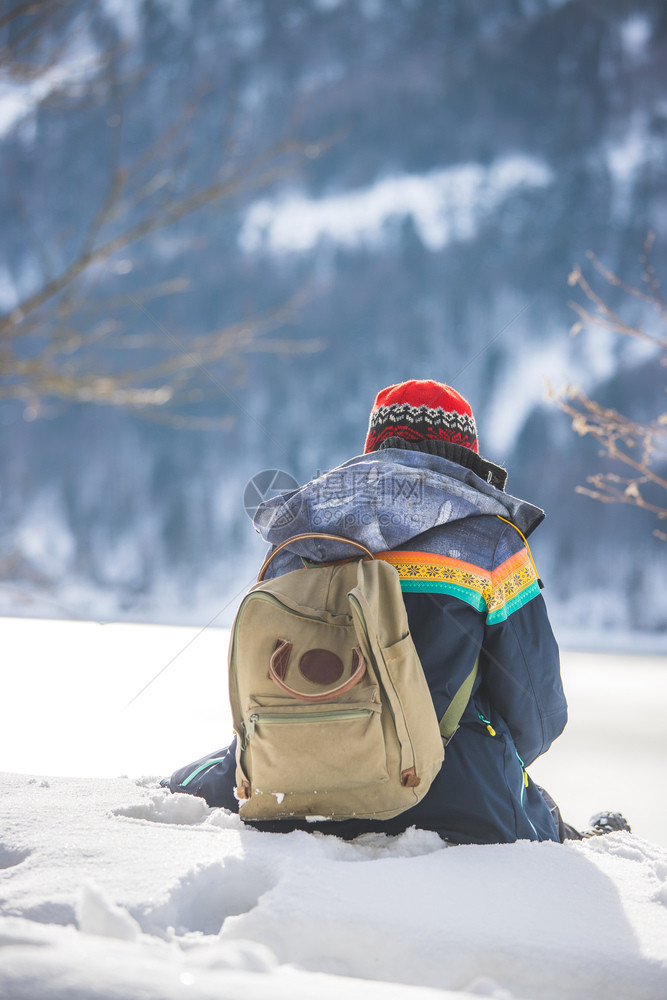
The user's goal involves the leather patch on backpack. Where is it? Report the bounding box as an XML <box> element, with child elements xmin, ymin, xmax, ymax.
<box><xmin>299</xmin><ymin>648</ymin><xmax>344</xmax><ymax>686</ymax></box>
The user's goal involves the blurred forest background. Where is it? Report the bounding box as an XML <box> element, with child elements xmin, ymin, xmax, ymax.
<box><xmin>0</xmin><ymin>0</ymin><xmax>665</xmax><ymax>648</ymax></box>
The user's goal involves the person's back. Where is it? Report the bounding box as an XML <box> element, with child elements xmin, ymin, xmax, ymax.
<box><xmin>250</xmin><ymin>380</ymin><xmax>565</xmax><ymax>842</ymax></box>
<box><xmin>165</xmin><ymin>380</ymin><xmax>629</xmax><ymax>843</ymax></box>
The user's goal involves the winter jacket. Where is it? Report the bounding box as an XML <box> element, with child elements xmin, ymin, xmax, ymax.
<box><xmin>169</xmin><ymin>437</ymin><xmax>567</xmax><ymax>844</ymax></box>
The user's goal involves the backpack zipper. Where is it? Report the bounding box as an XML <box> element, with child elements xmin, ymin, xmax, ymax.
<box><xmin>248</xmin><ymin>591</ymin><xmax>349</xmax><ymax>623</ymax></box>
<box><xmin>246</xmin><ymin>707</ymin><xmax>373</xmax><ymax>741</ymax></box>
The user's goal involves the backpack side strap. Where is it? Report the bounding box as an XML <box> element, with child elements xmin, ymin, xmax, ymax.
<box><xmin>439</xmin><ymin>657</ymin><xmax>479</xmax><ymax>744</ymax></box>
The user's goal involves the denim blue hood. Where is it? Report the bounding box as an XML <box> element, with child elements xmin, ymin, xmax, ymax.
<box><xmin>253</xmin><ymin>448</ymin><xmax>544</xmax><ymax>574</ymax></box>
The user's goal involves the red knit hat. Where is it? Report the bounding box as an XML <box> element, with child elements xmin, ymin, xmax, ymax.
<box><xmin>364</xmin><ymin>380</ymin><xmax>478</xmax><ymax>454</ymax></box>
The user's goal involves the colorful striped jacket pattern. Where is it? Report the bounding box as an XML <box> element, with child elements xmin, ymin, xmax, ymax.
<box><xmin>375</xmin><ymin>542</ymin><xmax>541</xmax><ymax>625</ymax></box>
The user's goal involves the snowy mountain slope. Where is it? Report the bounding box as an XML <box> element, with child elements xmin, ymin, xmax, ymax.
<box><xmin>1</xmin><ymin>0</ymin><xmax>666</xmax><ymax>639</ymax></box>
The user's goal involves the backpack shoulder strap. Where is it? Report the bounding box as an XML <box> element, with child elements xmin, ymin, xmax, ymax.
<box><xmin>439</xmin><ymin>656</ymin><xmax>479</xmax><ymax>744</ymax></box>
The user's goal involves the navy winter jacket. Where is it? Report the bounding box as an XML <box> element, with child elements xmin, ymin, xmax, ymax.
<box><xmin>170</xmin><ymin>438</ymin><xmax>567</xmax><ymax>844</ymax></box>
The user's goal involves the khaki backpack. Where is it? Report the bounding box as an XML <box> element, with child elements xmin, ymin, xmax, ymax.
<box><xmin>228</xmin><ymin>533</ymin><xmax>473</xmax><ymax>823</ymax></box>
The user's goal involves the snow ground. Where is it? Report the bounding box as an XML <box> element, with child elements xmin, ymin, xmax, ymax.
<box><xmin>2</xmin><ymin>617</ymin><xmax>666</xmax><ymax>846</ymax></box>
<box><xmin>1</xmin><ymin>617</ymin><xmax>667</xmax><ymax>999</ymax></box>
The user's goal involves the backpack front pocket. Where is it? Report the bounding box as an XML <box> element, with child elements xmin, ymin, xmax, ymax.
<box><xmin>242</xmin><ymin>700</ymin><xmax>388</xmax><ymax>795</ymax></box>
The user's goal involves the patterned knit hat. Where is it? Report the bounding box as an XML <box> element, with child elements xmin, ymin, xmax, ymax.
<box><xmin>364</xmin><ymin>380</ymin><xmax>478</xmax><ymax>454</ymax></box>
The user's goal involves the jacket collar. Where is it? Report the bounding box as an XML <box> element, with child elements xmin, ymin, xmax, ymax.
<box><xmin>374</xmin><ymin>436</ymin><xmax>508</xmax><ymax>491</ymax></box>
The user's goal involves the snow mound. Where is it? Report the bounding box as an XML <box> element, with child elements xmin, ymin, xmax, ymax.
<box><xmin>114</xmin><ymin>789</ymin><xmax>214</xmax><ymax>825</ymax></box>
<box><xmin>77</xmin><ymin>882</ymin><xmax>141</xmax><ymax>942</ymax></box>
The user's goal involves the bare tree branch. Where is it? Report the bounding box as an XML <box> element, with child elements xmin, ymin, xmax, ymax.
<box><xmin>1</xmin><ymin>7</ymin><xmax>331</xmax><ymax>418</ymax></box>
<box><xmin>549</xmin><ymin>236</ymin><xmax>667</xmax><ymax>539</ymax></box>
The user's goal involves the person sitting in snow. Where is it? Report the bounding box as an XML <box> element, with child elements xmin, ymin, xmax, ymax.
<box><xmin>165</xmin><ymin>379</ymin><xmax>629</xmax><ymax>844</ymax></box>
